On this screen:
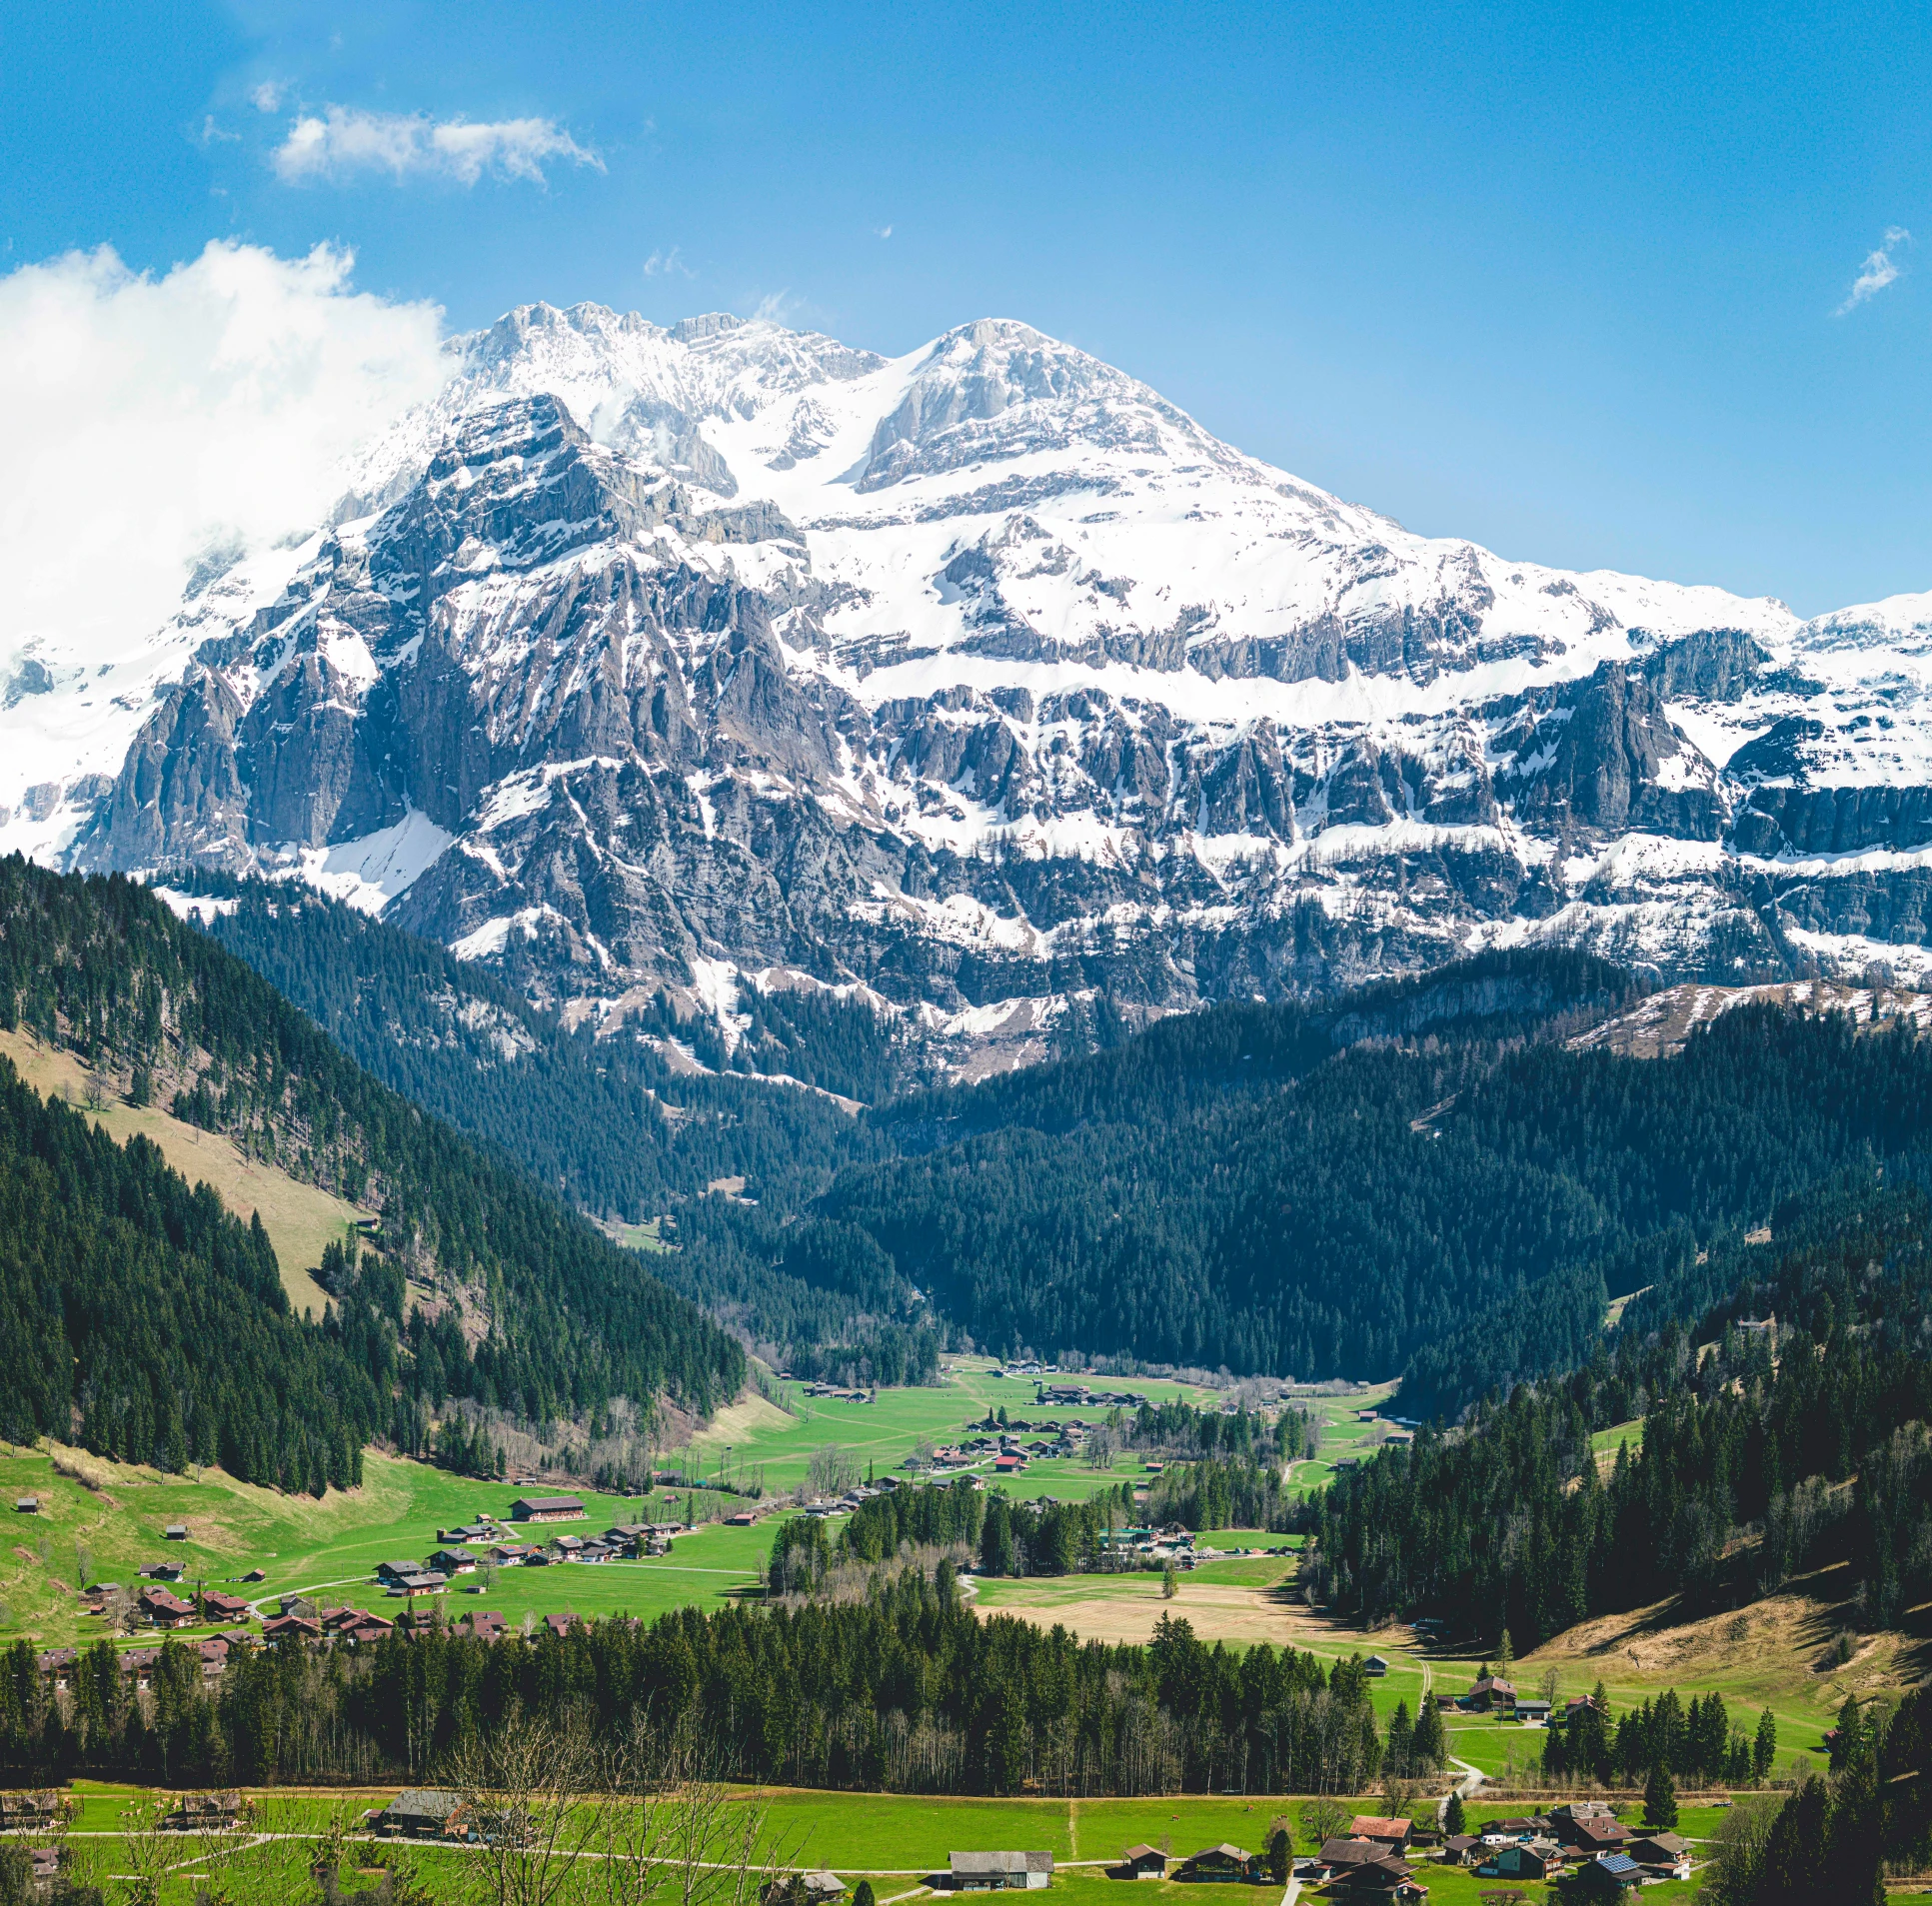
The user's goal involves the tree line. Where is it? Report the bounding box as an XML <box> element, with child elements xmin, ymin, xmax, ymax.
<box><xmin>0</xmin><ymin>1579</ymin><xmax>1396</xmax><ymax>1799</ymax></box>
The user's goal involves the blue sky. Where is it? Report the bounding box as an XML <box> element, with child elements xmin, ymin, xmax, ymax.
<box><xmin>3</xmin><ymin>0</ymin><xmax>1927</xmax><ymax>615</ymax></box>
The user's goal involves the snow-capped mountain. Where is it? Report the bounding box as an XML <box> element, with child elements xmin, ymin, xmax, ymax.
<box><xmin>15</xmin><ymin>301</ymin><xmax>1932</xmax><ymax>1076</ymax></box>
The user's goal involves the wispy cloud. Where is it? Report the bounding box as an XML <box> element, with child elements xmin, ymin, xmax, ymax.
<box><xmin>751</xmin><ymin>290</ymin><xmax>801</xmax><ymax>324</ymax></box>
<box><xmin>1836</xmin><ymin>227</ymin><xmax>1912</xmax><ymax>315</ymax></box>
<box><xmin>644</xmin><ymin>247</ymin><xmax>695</xmax><ymax>279</ymax></box>
<box><xmin>250</xmin><ymin>80</ymin><xmax>284</xmax><ymax>113</ymax></box>
<box><xmin>875</xmin><ymin>224</ymin><xmax>893</xmax><ymax>239</ymax></box>
<box><xmin>272</xmin><ymin>106</ymin><xmax>603</xmax><ymax>187</ymax></box>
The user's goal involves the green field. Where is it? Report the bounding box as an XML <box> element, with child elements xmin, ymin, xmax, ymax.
<box><xmin>0</xmin><ymin>1358</ymin><xmax>1263</xmax><ymax>1648</ymax></box>
<box><xmin>24</xmin><ymin>1781</ymin><xmax>1725</xmax><ymax>1905</ymax></box>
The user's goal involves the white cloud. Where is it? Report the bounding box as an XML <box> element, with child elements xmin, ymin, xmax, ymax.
<box><xmin>249</xmin><ymin>80</ymin><xmax>284</xmax><ymax>112</ymax></box>
<box><xmin>644</xmin><ymin>247</ymin><xmax>694</xmax><ymax>279</ymax></box>
<box><xmin>0</xmin><ymin>240</ymin><xmax>447</xmax><ymax>683</ymax></box>
<box><xmin>876</xmin><ymin>224</ymin><xmax>893</xmax><ymax>239</ymax></box>
<box><xmin>1836</xmin><ymin>227</ymin><xmax>1912</xmax><ymax>315</ymax></box>
<box><xmin>272</xmin><ymin>106</ymin><xmax>602</xmax><ymax>186</ymax></box>
<box><xmin>751</xmin><ymin>290</ymin><xmax>801</xmax><ymax>324</ymax></box>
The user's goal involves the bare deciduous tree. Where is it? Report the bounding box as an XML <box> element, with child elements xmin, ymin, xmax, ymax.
<box><xmin>447</xmin><ymin>1705</ymin><xmax>614</xmax><ymax>1906</ymax></box>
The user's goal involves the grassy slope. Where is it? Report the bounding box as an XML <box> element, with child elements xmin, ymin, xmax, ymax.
<box><xmin>0</xmin><ymin>1027</ymin><xmax>368</xmax><ymax>1318</ymax></box>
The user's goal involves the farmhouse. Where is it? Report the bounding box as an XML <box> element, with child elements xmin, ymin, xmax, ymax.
<box><xmin>160</xmin><ymin>1792</ymin><xmax>244</xmax><ymax>1831</ymax></box>
<box><xmin>1476</xmin><ymin>1845</ymin><xmax>1551</xmax><ymax>1880</ymax></box>
<box><xmin>139</xmin><ymin>1586</ymin><xmax>196</xmax><ymax>1629</ymax></box>
<box><xmin>1460</xmin><ymin>1674</ymin><xmax>1515</xmax><ymax>1711</ymax></box>
<box><xmin>1173</xmin><ymin>1843</ymin><xmax>1254</xmax><ymax>1882</ymax></box>
<box><xmin>261</xmin><ymin>1614</ymin><xmax>322</xmax><ymax>1645</ymax></box>
<box><xmin>430</xmin><ymin>1547</ymin><xmax>479</xmax><ymax>1574</ymax></box>
<box><xmin>1349</xmin><ymin>1817</ymin><xmax>1412</xmax><ymax>1852</ymax></box>
<box><xmin>0</xmin><ymin>1792</ymin><xmax>67</xmax><ymax>1830</ymax></box>
<box><xmin>1315</xmin><ymin>1839</ymin><xmax>1383</xmax><ymax>1874</ymax></box>
<box><xmin>510</xmin><ymin>1494</ymin><xmax>586</xmax><ymax>1523</ymax></box>
<box><xmin>761</xmin><ymin>1872</ymin><xmax>848</xmax><ymax>1906</ymax></box>
<box><xmin>1118</xmin><ymin>1846</ymin><xmax>1166</xmax><ymax>1878</ymax></box>
<box><xmin>201</xmin><ymin>1592</ymin><xmax>251</xmax><ymax>1620</ymax></box>
<box><xmin>948</xmin><ymin>1851</ymin><xmax>1053</xmax><ymax>1890</ymax></box>
<box><xmin>368</xmin><ymin>1789</ymin><xmax>475</xmax><ymax>1840</ymax></box>
<box><xmin>1362</xmin><ymin>1654</ymin><xmax>1389</xmax><ymax>1677</ymax></box>
<box><xmin>1626</xmin><ymin>1832</ymin><xmax>1693</xmax><ymax>1878</ymax></box>
<box><xmin>1570</xmin><ymin>1852</ymin><xmax>1645</xmax><ymax>1895</ymax></box>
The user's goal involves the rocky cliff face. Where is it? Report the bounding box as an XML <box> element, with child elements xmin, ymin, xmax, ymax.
<box><xmin>28</xmin><ymin>301</ymin><xmax>1932</xmax><ymax>1079</ymax></box>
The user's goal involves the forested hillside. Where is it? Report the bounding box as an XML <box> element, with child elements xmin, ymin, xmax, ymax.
<box><xmin>825</xmin><ymin>993</ymin><xmax>1932</xmax><ymax>1389</ymax></box>
<box><xmin>0</xmin><ymin>860</ymin><xmax>743</xmax><ymax>1457</ymax></box>
<box><xmin>1306</xmin><ymin>1167</ymin><xmax>1932</xmax><ymax>1650</ymax></box>
<box><xmin>189</xmin><ymin>879</ymin><xmax>895</xmax><ymax>1217</ymax></box>
<box><xmin>0</xmin><ymin>1058</ymin><xmax>378</xmax><ymax>1491</ymax></box>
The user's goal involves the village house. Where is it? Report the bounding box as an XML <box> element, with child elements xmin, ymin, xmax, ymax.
<box><xmin>261</xmin><ymin>1614</ymin><xmax>322</xmax><ymax>1646</ymax></box>
<box><xmin>0</xmin><ymin>1791</ymin><xmax>68</xmax><ymax>1831</ymax></box>
<box><xmin>35</xmin><ymin>1649</ymin><xmax>78</xmax><ymax>1691</ymax></box>
<box><xmin>200</xmin><ymin>1592</ymin><xmax>251</xmax><ymax>1621</ymax></box>
<box><xmin>1349</xmin><ymin>1818</ymin><xmax>1412</xmax><ymax>1853</ymax></box>
<box><xmin>368</xmin><ymin>1789</ymin><xmax>475</xmax><ymax>1840</ymax></box>
<box><xmin>1459</xmin><ymin>1674</ymin><xmax>1516</xmax><ymax>1712</ymax></box>
<box><xmin>1513</xmin><ymin>1697</ymin><xmax>1553</xmax><ymax>1724</ymax></box>
<box><xmin>1626</xmin><ymin>1832</ymin><xmax>1693</xmax><ymax>1878</ymax></box>
<box><xmin>139</xmin><ymin>1586</ymin><xmax>197</xmax><ymax>1629</ymax></box>
<box><xmin>457</xmin><ymin>1611</ymin><xmax>508</xmax><ymax>1642</ymax></box>
<box><xmin>1570</xmin><ymin>1852</ymin><xmax>1645</xmax><ymax>1895</ymax></box>
<box><xmin>136</xmin><ymin>1561</ymin><xmax>187</xmax><ymax>1582</ymax></box>
<box><xmin>429</xmin><ymin>1547</ymin><xmax>479</xmax><ymax>1575</ymax></box>
<box><xmin>544</xmin><ymin>1611</ymin><xmax>582</xmax><ymax>1638</ymax></box>
<box><xmin>1118</xmin><ymin>1845</ymin><xmax>1166</xmax><ymax>1879</ymax></box>
<box><xmin>761</xmin><ymin>1870</ymin><xmax>849</xmax><ymax>1906</ymax></box>
<box><xmin>1437</xmin><ymin>1836</ymin><xmax>1481</xmax><ymax>1866</ymax></box>
<box><xmin>1476</xmin><ymin>1845</ymin><xmax>1551</xmax><ymax>1881</ymax></box>
<box><xmin>160</xmin><ymin>1792</ymin><xmax>244</xmax><ymax>1831</ymax></box>
<box><xmin>1362</xmin><ymin>1654</ymin><xmax>1389</xmax><ymax>1677</ymax></box>
<box><xmin>120</xmin><ymin>1649</ymin><xmax>161</xmax><ymax>1691</ymax></box>
<box><xmin>1315</xmin><ymin>1839</ymin><xmax>1384</xmax><ymax>1877</ymax></box>
<box><xmin>510</xmin><ymin>1494</ymin><xmax>586</xmax><ymax>1523</ymax></box>
<box><xmin>948</xmin><ymin>1851</ymin><xmax>1053</xmax><ymax>1890</ymax></box>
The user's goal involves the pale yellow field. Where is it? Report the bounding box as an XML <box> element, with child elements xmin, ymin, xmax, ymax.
<box><xmin>0</xmin><ymin>1027</ymin><xmax>369</xmax><ymax>1316</ymax></box>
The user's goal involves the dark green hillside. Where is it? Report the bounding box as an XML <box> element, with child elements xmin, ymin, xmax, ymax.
<box><xmin>825</xmin><ymin>996</ymin><xmax>1932</xmax><ymax>1388</ymax></box>
<box><xmin>0</xmin><ymin>858</ymin><xmax>743</xmax><ymax>1431</ymax></box>
<box><xmin>0</xmin><ymin>1056</ymin><xmax>378</xmax><ymax>1489</ymax></box>
<box><xmin>1308</xmin><ymin>1166</ymin><xmax>1932</xmax><ymax>1653</ymax></box>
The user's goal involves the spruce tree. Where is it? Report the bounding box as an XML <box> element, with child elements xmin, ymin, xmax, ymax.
<box><xmin>1643</xmin><ymin>1760</ymin><xmax>1679</xmax><ymax>1831</ymax></box>
<box><xmin>1443</xmin><ymin>1791</ymin><xmax>1465</xmax><ymax>1837</ymax></box>
<box><xmin>1752</xmin><ymin>1706</ymin><xmax>1777</xmax><ymax>1783</ymax></box>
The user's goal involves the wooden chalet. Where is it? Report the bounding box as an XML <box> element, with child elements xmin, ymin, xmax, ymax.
<box><xmin>948</xmin><ymin>1851</ymin><xmax>1053</xmax><ymax>1890</ymax></box>
<box><xmin>1461</xmin><ymin>1675</ymin><xmax>1515</xmax><ymax>1711</ymax></box>
<box><xmin>1119</xmin><ymin>1846</ymin><xmax>1166</xmax><ymax>1879</ymax></box>
<box><xmin>761</xmin><ymin>1872</ymin><xmax>848</xmax><ymax>1906</ymax></box>
<box><xmin>200</xmin><ymin>1592</ymin><xmax>251</xmax><ymax>1621</ymax></box>
<box><xmin>139</xmin><ymin>1586</ymin><xmax>196</xmax><ymax>1629</ymax></box>
<box><xmin>0</xmin><ymin>1791</ymin><xmax>69</xmax><ymax>1831</ymax></box>
<box><xmin>368</xmin><ymin>1788</ymin><xmax>475</xmax><ymax>1841</ymax></box>
<box><xmin>1173</xmin><ymin>1842</ymin><xmax>1255</xmax><ymax>1882</ymax></box>
<box><xmin>1350</xmin><ymin>1817</ymin><xmax>1413</xmax><ymax>1852</ymax></box>
<box><xmin>509</xmin><ymin>1494</ymin><xmax>586</xmax><ymax>1523</ymax></box>
<box><xmin>160</xmin><ymin>1791</ymin><xmax>245</xmax><ymax>1831</ymax></box>
<box><xmin>1570</xmin><ymin>1852</ymin><xmax>1644</xmax><ymax>1895</ymax></box>
<box><xmin>1475</xmin><ymin>1845</ymin><xmax>1550</xmax><ymax>1881</ymax></box>
<box><xmin>261</xmin><ymin>1614</ymin><xmax>322</xmax><ymax>1646</ymax></box>
<box><xmin>1626</xmin><ymin>1832</ymin><xmax>1692</xmax><ymax>1878</ymax></box>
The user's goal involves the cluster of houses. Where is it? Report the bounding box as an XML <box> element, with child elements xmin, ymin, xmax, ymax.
<box><xmin>1434</xmin><ymin>1673</ymin><xmax>1568</xmax><ymax>1726</ymax></box>
<box><xmin>1436</xmin><ymin>1803</ymin><xmax>1691</xmax><ymax>1891</ymax></box>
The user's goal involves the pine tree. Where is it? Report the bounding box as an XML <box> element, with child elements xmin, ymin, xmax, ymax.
<box><xmin>1443</xmin><ymin>1791</ymin><xmax>1465</xmax><ymax>1837</ymax></box>
<box><xmin>1643</xmin><ymin>1760</ymin><xmax>1679</xmax><ymax>1831</ymax></box>
<box><xmin>1752</xmin><ymin>1706</ymin><xmax>1777</xmax><ymax>1783</ymax></box>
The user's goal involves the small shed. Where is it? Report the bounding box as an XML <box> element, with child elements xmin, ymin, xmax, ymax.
<box><xmin>14</xmin><ymin>1496</ymin><xmax>38</xmax><ymax>1515</ymax></box>
<box><xmin>1362</xmin><ymin>1653</ymin><xmax>1389</xmax><ymax>1677</ymax></box>
<box><xmin>163</xmin><ymin>1524</ymin><xmax>188</xmax><ymax>1541</ymax></box>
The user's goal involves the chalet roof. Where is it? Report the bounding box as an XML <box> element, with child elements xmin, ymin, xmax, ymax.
<box><xmin>1120</xmin><ymin>1846</ymin><xmax>1164</xmax><ymax>1863</ymax></box>
<box><xmin>1318</xmin><ymin>1839</ymin><xmax>1381</xmax><ymax>1866</ymax></box>
<box><xmin>949</xmin><ymin>1852</ymin><xmax>1053</xmax><ymax>1874</ymax></box>
<box><xmin>1349</xmin><ymin>1816</ymin><xmax>1412</xmax><ymax>1841</ymax></box>
<box><xmin>1629</xmin><ymin>1832</ymin><xmax>1691</xmax><ymax>1856</ymax></box>
<box><xmin>511</xmin><ymin>1495</ymin><xmax>585</xmax><ymax>1513</ymax></box>
<box><xmin>384</xmin><ymin>1789</ymin><xmax>464</xmax><ymax>1821</ymax></box>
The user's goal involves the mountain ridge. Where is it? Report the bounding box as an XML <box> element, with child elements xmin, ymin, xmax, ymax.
<box><xmin>6</xmin><ymin>299</ymin><xmax>1931</xmax><ymax>1068</ymax></box>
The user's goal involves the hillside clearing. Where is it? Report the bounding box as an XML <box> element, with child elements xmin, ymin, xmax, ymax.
<box><xmin>0</xmin><ymin>1026</ymin><xmax>367</xmax><ymax>1317</ymax></box>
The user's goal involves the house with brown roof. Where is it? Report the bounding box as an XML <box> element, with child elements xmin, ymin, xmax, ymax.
<box><xmin>543</xmin><ymin>1611</ymin><xmax>582</xmax><ymax>1639</ymax></box>
<box><xmin>1460</xmin><ymin>1674</ymin><xmax>1516</xmax><ymax>1711</ymax></box>
<box><xmin>1174</xmin><ymin>1843</ymin><xmax>1254</xmax><ymax>1882</ymax></box>
<box><xmin>368</xmin><ymin>1789</ymin><xmax>475</xmax><ymax>1841</ymax></box>
<box><xmin>509</xmin><ymin>1495</ymin><xmax>586</xmax><ymax>1523</ymax></box>
<box><xmin>160</xmin><ymin>1792</ymin><xmax>245</xmax><ymax>1831</ymax></box>
<box><xmin>201</xmin><ymin>1592</ymin><xmax>251</xmax><ymax>1621</ymax></box>
<box><xmin>1118</xmin><ymin>1845</ymin><xmax>1166</xmax><ymax>1878</ymax></box>
<box><xmin>261</xmin><ymin>1614</ymin><xmax>322</xmax><ymax>1646</ymax></box>
<box><xmin>1626</xmin><ymin>1832</ymin><xmax>1692</xmax><ymax>1878</ymax></box>
<box><xmin>139</xmin><ymin>1586</ymin><xmax>196</xmax><ymax>1629</ymax></box>
<box><xmin>1350</xmin><ymin>1817</ymin><xmax>1413</xmax><ymax>1852</ymax></box>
